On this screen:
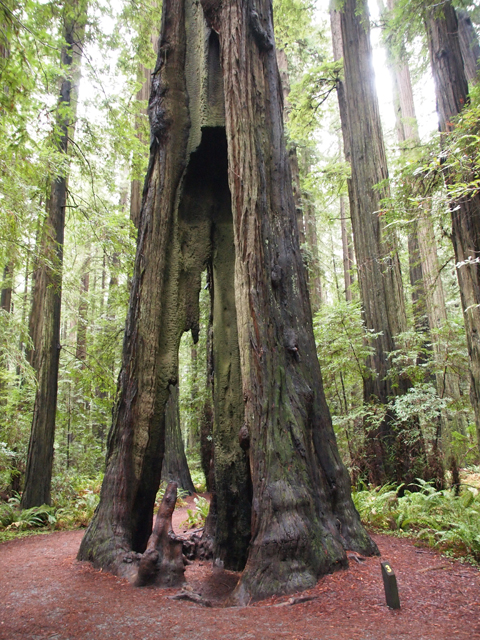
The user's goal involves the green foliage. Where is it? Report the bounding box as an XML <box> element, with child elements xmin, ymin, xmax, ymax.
<box><xmin>314</xmin><ymin>299</ymin><xmax>373</xmax><ymax>402</ymax></box>
<box><xmin>0</xmin><ymin>442</ymin><xmax>16</xmax><ymax>493</ymax></box>
<box><xmin>188</xmin><ymin>459</ymin><xmax>207</xmax><ymax>493</ymax></box>
<box><xmin>353</xmin><ymin>480</ymin><xmax>480</xmax><ymax>562</ymax></box>
<box><xmin>0</xmin><ymin>473</ymin><xmax>101</xmax><ymax>541</ymax></box>
<box><xmin>440</xmin><ymin>82</ymin><xmax>480</xmax><ymax>203</ymax></box>
<box><xmin>181</xmin><ymin>495</ymin><xmax>210</xmax><ymax>529</ymax></box>
<box><xmin>273</xmin><ymin>0</ymin><xmax>314</xmax><ymax>53</ymax></box>
<box><xmin>288</xmin><ymin>59</ymin><xmax>343</xmax><ymax>143</ymax></box>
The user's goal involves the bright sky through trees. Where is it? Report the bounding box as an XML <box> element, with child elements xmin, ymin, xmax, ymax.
<box><xmin>314</xmin><ymin>0</ymin><xmax>438</xmax><ymax>141</ymax></box>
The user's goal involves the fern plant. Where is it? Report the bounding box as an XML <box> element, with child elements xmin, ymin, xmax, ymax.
<box><xmin>353</xmin><ymin>480</ymin><xmax>480</xmax><ymax>562</ymax></box>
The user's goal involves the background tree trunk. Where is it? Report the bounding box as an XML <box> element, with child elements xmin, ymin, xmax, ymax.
<box><xmin>457</xmin><ymin>10</ymin><xmax>480</xmax><ymax>86</ymax></box>
<box><xmin>161</xmin><ymin>384</ymin><xmax>195</xmax><ymax>494</ymax></box>
<box><xmin>75</xmin><ymin>255</ymin><xmax>90</xmax><ymax>363</ymax></box>
<box><xmin>332</xmin><ymin>1</ymin><xmax>413</xmax><ymax>484</ymax></box>
<box><xmin>21</xmin><ymin>0</ymin><xmax>87</xmax><ymax>508</ymax></box>
<box><xmin>1</xmin><ymin>262</ymin><xmax>13</xmax><ymax>313</ymax></box>
<box><xmin>384</xmin><ymin>0</ymin><xmax>466</xmax><ymax>452</ymax></box>
<box><xmin>276</xmin><ymin>49</ymin><xmax>322</xmax><ymax>313</ymax></box>
<box><xmin>425</xmin><ymin>1</ymin><xmax>480</xmax><ymax>452</ymax></box>
<box><xmin>331</xmin><ymin>12</ymin><xmax>354</xmax><ymax>305</ymax></box>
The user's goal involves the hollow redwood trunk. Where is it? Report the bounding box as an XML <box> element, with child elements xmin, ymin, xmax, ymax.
<box><xmin>78</xmin><ymin>0</ymin><xmax>377</xmax><ymax>602</ymax></box>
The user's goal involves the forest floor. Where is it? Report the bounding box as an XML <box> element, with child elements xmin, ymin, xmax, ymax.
<box><xmin>1</xmin><ymin>493</ymin><xmax>480</xmax><ymax>640</ymax></box>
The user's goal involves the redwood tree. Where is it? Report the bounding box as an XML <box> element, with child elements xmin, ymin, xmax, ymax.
<box><xmin>331</xmin><ymin>0</ymin><xmax>420</xmax><ymax>485</ymax></box>
<box><xmin>425</xmin><ymin>1</ymin><xmax>480</xmax><ymax>452</ymax></box>
<box><xmin>21</xmin><ymin>0</ymin><xmax>87</xmax><ymax>508</ymax></box>
<box><xmin>382</xmin><ymin>0</ymin><xmax>466</xmax><ymax>451</ymax></box>
<box><xmin>457</xmin><ymin>10</ymin><xmax>480</xmax><ymax>86</ymax></box>
<box><xmin>78</xmin><ymin>0</ymin><xmax>377</xmax><ymax>602</ymax></box>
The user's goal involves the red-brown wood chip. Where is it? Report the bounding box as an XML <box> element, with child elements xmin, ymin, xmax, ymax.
<box><xmin>1</xmin><ymin>523</ymin><xmax>479</xmax><ymax>640</ymax></box>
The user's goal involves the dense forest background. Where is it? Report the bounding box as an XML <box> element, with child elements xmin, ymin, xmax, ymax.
<box><xmin>1</xmin><ymin>0</ymin><xmax>480</xmax><ymax>538</ymax></box>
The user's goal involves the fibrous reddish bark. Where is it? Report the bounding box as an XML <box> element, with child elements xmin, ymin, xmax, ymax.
<box><xmin>78</xmin><ymin>0</ymin><xmax>377</xmax><ymax>602</ymax></box>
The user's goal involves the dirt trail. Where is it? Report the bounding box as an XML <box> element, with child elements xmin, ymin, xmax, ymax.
<box><xmin>1</xmin><ymin>500</ymin><xmax>479</xmax><ymax>640</ymax></box>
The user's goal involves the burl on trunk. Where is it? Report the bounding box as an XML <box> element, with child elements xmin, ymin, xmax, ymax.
<box><xmin>77</xmin><ymin>0</ymin><xmax>377</xmax><ymax>603</ymax></box>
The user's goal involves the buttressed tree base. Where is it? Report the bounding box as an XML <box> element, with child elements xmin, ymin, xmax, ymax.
<box><xmin>77</xmin><ymin>0</ymin><xmax>378</xmax><ymax>604</ymax></box>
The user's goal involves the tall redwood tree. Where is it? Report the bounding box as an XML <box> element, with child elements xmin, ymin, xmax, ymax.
<box><xmin>21</xmin><ymin>0</ymin><xmax>87</xmax><ymax>508</ymax></box>
<box><xmin>78</xmin><ymin>0</ymin><xmax>377</xmax><ymax>602</ymax></box>
<box><xmin>425</xmin><ymin>1</ymin><xmax>480</xmax><ymax>453</ymax></box>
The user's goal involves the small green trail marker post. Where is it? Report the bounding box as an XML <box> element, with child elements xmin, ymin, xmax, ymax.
<box><xmin>381</xmin><ymin>560</ymin><xmax>400</xmax><ymax>609</ymax></box>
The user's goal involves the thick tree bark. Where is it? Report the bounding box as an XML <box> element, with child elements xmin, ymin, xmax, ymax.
<box><xmin>78</xmin><ymin>0</ymin><xmax>377</xmax><ymax>601</ymax></box>
<box><xmin>131</xmin><ymin>15</ymin><xmax>194</xmax><ymax>495</ymax></box>
<box><xmin>425</xmin><ymin>2</ymin><xmax>480</xmax><ymax>452</ymax></box>
<box><xmin>21</xmin><ymin>1</ymin><xmax>86</xmax><ymax>509</ymax></box>
<box><xmin>457</xmin><ymin>10</ymin><xmax>480</xmax><ymax>86</ymax></box>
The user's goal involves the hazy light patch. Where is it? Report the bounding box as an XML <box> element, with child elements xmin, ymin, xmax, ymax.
<box><xmin>314</xmin><ymin>0</ymin><xmax>438</xmax><ymax>141</ymax></box>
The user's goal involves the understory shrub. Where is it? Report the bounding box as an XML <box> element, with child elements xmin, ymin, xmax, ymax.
<box><xmin>0</xmin><ymin>473</ymin><xmax>103</xmax><ymax>542</ymax></box>
<box><xmin>353</xmin><ymin>479</ymin><xmax>480</xmax><ymax>562</ymax></box>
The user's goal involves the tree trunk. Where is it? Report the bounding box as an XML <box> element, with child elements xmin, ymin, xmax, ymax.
<box><xmin>75</xmin><ymin>255</ymin><xmax>90</xmax><ymax>362</ymax></box>
<box><xmin>135</xmin><ymin>481</ymin><xmax>185</xmax><ymax>587</ymax></box>
<box><xmin>425</xmin><ymin>1</ymin><xmax>480</xmax><ymax>452</ymax></box>
<box><xmin>21</xmin><ymin>0</ymin><xmax>86</xmax><ymax>509</ymax></box>
<box><xmin>130</xmin><ymin>31</ymin><xmax>159</xmax><ymax>230</ymax></box>
<box><xmin>340</xmin><ymin>195</ymin><xmax>353</xmax><ymax>302</ymax></box>
<box><xmin>1</xmin><ymin>262</ymin><xmax>13</xmax><ymax>313</ymax></box>
<box><xmin>457</xmin><ymin>10</ymin><xmax>480</xmax><ymax>86</ymax></box>
<box><xmin>384</xmin><ymin>0</ymin><xmax>466</xmax><ymax>450</ymax></box>
<box><xmin>130</xmin><ymin>21</ymin><xmax>194</xmax><ymax>497</ymax></box>
<box><xmin>78</xmin><ymin>0</ymin><xmax>377</xmax><ymax>602</ymax></box>
<box><xmin>332</xmin><ymin>1</ymin><xmax>414</xmax><ymax>484</ymax></box>
<box><xmin>276</xmin><ymin>48</ymin><xmax>322</xmax><ymax>312</ymax></box>
<box><xmin>383</xmin><ymin>0</ymin><xmax>431</xmax><ymax>343</ymax></box>
<box><xmin>303</xmin><ymin>195</ymin><xmax>323</xmax><ymax>312</ymax></box>
<box><xmin>161</xmin><ymin>384</ymin><xmax>195</xmax><ymax>493</ymax></box>
<box><xmin>331</xmin><ymin>14</ymin><xmax>354</xmax><ymax>304</ymax></box>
